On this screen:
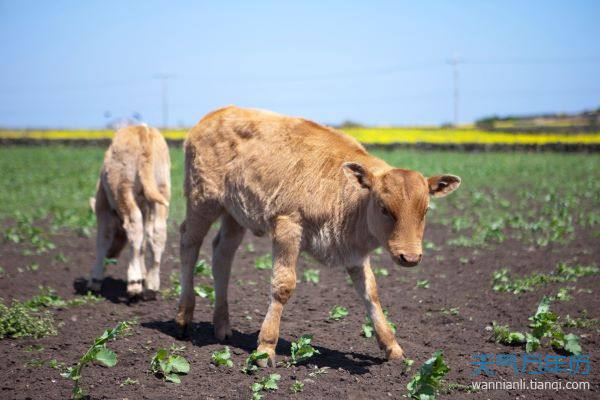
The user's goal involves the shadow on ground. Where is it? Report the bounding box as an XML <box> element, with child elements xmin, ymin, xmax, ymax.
<box><xmin>73</xmin><ymin>276</ymin><xmax>129</xmax><ymax>304</ymax></box>
<box><xmin>142</xmin><ymin>319</ymin><xmax>385</xmax><ymax>375</ymax></box>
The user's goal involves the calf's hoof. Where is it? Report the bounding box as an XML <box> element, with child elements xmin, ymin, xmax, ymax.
<box><xmin>214</xmin><ymin>323</ymin><xmax>233</xmax><ymax>342</ymax></box>
<box><xmin>175</xmin><ymin>322</ymin><xmax>191</xmax><ymax>340</ymax></box>
<box><xmin>127</xmin><ymin>280</ymin><xmax>143</xmax><ymax>299</ymax></box>
<box><xmin>386</xmin><ymin>343</ymin><xmax>405</xmax><ymax>361</ymax></box>
<box><xmin>126</xmin><ymin>293</ymin><xmax>142</xmax><ymax>304</ymax></box>
<box><xmin>255</xmin><ymin>346</ymin><xmax>276</xmax><ymax>368</ymax></box>
<box><xmin>87</xmin><ymin>278</ymin><xmax>103</xmax><ymax>292</ymax></box>
<box><xmin>142</xmin><ymin>289</ymin><xmax>159</xmax><ymax>301</ymax></box>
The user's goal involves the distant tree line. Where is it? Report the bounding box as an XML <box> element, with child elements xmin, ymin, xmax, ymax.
<box><xmin>475</xmin><ymin>108</ymin><xmax>600</xmax><ymax>133</ymax></box>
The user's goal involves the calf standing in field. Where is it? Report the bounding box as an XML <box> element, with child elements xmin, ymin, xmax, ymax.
<box><xmin>177</xmin><ymin>106</ymin><xmax>460</xmax><ymax>365</ymax></box>
<box><xmin>89</xmin><ymin>125</ymin><xmax>171</xmax><ymax>301</ymax></box>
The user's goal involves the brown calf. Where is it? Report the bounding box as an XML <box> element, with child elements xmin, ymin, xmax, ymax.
<box><xmin>177</xmin><ymin>106</ymin><xmax>460</xmax><ymax>365</ymax></box>
<box><xmin>89</xmin><ymin>125</ymin><xmax>171</xmax><ymax>301</ymax></box>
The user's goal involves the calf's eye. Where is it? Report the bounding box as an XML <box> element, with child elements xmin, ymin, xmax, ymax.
<box><xmin>381</xmin><ymin>206</ymin><xmax>389</xmax><ymax>216</ymax></box>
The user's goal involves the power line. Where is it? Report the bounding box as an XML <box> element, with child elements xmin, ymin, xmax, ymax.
<box><xmin>463</xmin><ymin>56</ymin><xmax>600</xmax><ymax>65</ymax></box>
<box><xmin>153</xmin><ymin>74</ymin><xmax>175</xmax><ymax>128</ymax></box>
<box><xmin>0</xmin><ymin>56</ymin><xmax>598</xmax><ymax>93</ymax></box>
<box><xmin>447</xmin><ymin>56</ymin><xmax>461</xmax><ymax>125</ymax></box>
<box><xmin>1</xmin><ymin>56</ymin><xmax>598</xmax><ymax>127</ymax></box>
<box><xmin>0</xmin><ymin>78</ymin><xmax>152</xmax><ymax>93</ymax></box>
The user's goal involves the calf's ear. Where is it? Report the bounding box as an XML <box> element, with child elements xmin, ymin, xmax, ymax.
<box><xmin>342</xmin><ymin>162</ymin><xmax>373</xmax><ymax>190</ymax></box>
<box><xmin>428</xmin><ymin>174</ymin><xmax>461</xmax><ymax>197</ymax></box>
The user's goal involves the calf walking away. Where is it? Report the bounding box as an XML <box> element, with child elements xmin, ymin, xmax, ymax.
<box><xmin>89</xmin><ymin>125</ymin><xmax>171</xmax><ymax>301</ymax></box>
<box><xmin>177</xmin><ymin>106</ymin><xmax>460</xmax><ymax>365</ymax></box>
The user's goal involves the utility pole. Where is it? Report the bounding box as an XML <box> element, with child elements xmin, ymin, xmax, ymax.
<box><xmin>447</xmin><ymin>56</ymin><xmax>460</xmax><ymax>126</ymax></box>
<box><xmin>154</xmin><ymin>74</ymin><xmax>172</xmax><ymax>128</ymax></box>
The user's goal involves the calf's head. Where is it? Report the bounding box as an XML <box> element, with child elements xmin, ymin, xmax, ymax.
<box><xmin>343</xmin><ymin>162</ymin><xmax>461</xmax><ymax>267</ymax></box>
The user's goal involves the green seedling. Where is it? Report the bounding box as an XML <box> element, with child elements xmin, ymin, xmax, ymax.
<box><xmin>289</xmin><ymin>334</ymin><xmax>319</xmax><ymax>366</ymax></box>
<box><xmin>308</xmin><ymin>366</ymin><xmax>329</xmax><ymax>377</ymax></box>
<box><xmin>373</xmin><ymin>267</ymin><xmax>389</xmax><ymax>277</ymax></box>
<box><xmin>212</xmin><ymin>346</ymin><xmax>233</xmax><ymax>367</ymax></box>
<box><xmin>24</xmin><ymin>344</ymin><xmax>45</xmax><ymax>352</ymax></box>
<box><xmin>120</xmin><ymin>377</ymin><xmax>138</xmax><ymax>387</ymax></box>
<box><xmin>252</xmin><ymin>373</ymin><xmax>280</xmax><ymax>400</ymax></box>
<box><xmin>103</xmin><ymin>258</ymin><xmax>117</xmax><ymax>266</ymax></box>
<box><xmin>424</xmin><ymin>241</ymin><xmax>437</xmax><ymax>250</ymax></box>
<box><xmin>406</xmin><ymin>350</ymin><xmax>450</xmax><ymax>400</ymax></box>
<box><xmin>302</xmin><ymin>268</ymin><xmax>320</xmax><ymax>284</ymax></box>
<box><xmin>61</xmin><ymin>321</ymin><xmax>129</xmax><ymax>399</ymax></box>
<box><xmin>403</xmin><ymin>358</ymin><xmax>415</xmax><ymax>373</ymax></box>
<box><xmin>163</xmin><ymin>271</ymin><xmax>181</xmax><ymax>299</ymax></box>
<box><xmin>440</xmin><ymin>307</ymin><xmax>460</xmax><ymax>316</ymax></box>
<box><xmin>27</xmin><ymin>262</ymin><xmax>39</xmax><ymax>272</ymax></box>
<box><xmin>242</xmin><ymin>350</ymin><xmax>269</xmax><ymax>375</ymax></box>
<box><xmin>416</xmin><ymin>279</ymin><xmax>430</xmax><ymax>289</ymax></box>
<box><xmin>527</xmin><ymin>297</ymin><xmax>581</xmax><ymax>354</ymax></box>
<box><xmin>491</xmin><ymin>297</ymin><xmax>582</xmax><ymax>355</ymax></box>
<box><xmin>54</xmin><ymin>252</ymin><xmax>69</xmax><ymax>263</ymax></box>
<box><xmin>563</xmin><ymin>311</ymin><xmax>597</xmax><ymax>329</ymax></box>
<box><xmin>490</xmin><ymin>322</ymin><xmax>526</xmax><ymax>345</ymax></box>
<box><xmin>329</xmin><ymin>305</ymin><xmax>348</xmax><ymax>321</ymax></box>
<box><xmin>195</xmin><ymin>284</ymin><xmax>215</xmax><ymax>305</ymax></box>
<box><xmin>49</xmin><ymin>359</ymin><xmax>64</xmax><ymax>370</ymax></box>
<box><xmin>291</xmin><ymin>380</ymin><xmax>304</xmax><ymax>393</ymax></box>
<box><xmin>552</xmin><ymin>287</ymin><xmax>573</xmax><ymax>302</ymax></box>
<box><xmin>25</xmin><ymin>358</ymin><xmax>46</xmax><ymax>368</ymax></box>
<box><xmin>492</xmin><ymin>263</ymin><xmax>599</xmax><ymax>293</ymax></box>
<box><xmin>194</xmin><ymin>259</ymin><xmax>212</xmax><ymax>277</ymax></box>
<box><xmin>0</xmin><ymin>299</ymin><xmax>57</xmax><ymax>339</ymax></box>
<box><xmin>245</xmin><ymin>243</ymin><xmax>255</xmax><ymax>253</ymax></box>
<box><xmin>24</xmin><ymin>286</ymin><xmax>101</xmax><ymax>311</ymax></box>
<box><xmin>254</xmin><ymin>253</ymin><xmax>272</xmax><ymax>270</ymax></box>
<box><xmin>3</xmin><ymin>213</ymin><xmax>55</xmax><ymax>254</ymax></box>
<box><xmin>149</xmin><ymin>346</ymin><xmax>190</xmax><ymax>383</ymax></box>
<box><xmin>362</xmin><ymin>320</ymin><xmax>375</xmax><ymax>338</ymax></box>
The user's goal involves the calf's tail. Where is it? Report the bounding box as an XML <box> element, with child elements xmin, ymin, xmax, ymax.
<box><xmin>138</xmin><ymin>126</ymin><xmax>169</xmax><ymax>207</ymax></box>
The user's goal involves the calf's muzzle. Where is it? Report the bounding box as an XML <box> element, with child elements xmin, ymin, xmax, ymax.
<box><xmin>393</xmin><ymin>253</ymin><xmax>422</xmax><ymax>267</ymax></box>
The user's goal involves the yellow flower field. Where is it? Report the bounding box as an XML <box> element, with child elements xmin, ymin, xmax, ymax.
<box><xmin>1</xmin><ymin>127</ymin><xmax>599</xmax><ymax>145</ymax></box>
<box><xmin>346</xmin><ymin>128</ymin><xmax>600</xmax><ymax>145</ymax></box>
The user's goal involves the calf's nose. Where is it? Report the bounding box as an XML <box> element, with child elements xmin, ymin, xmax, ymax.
<box><xmin>397</xmin><ymin>253</ymin><xmax>422</xmax><ymax>267</ymax></box>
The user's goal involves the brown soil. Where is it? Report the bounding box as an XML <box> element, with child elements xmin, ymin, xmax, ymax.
<box><xmin>0</xmin><ymin>220</ymin><xmax>598</xmax><ymax>400</ymax></box>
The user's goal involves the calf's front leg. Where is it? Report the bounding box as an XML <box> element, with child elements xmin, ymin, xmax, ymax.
<box><xmin>347</xmin><ymin>258</ymin><xmax>404</xmax><ymax>360</ymax></box>
<box><xmin>256</xmin><ymin>216</ymin><xmax>302</xmax><ymax>367</ymax></box>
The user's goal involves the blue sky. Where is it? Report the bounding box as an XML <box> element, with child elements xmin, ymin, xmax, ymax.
<box><xmin>1</xmin><ymin>0</ymin><xmax>599</xmax><ymax>128</ymax></box>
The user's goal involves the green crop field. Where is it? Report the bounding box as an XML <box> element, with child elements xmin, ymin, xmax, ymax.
<box><xmin>1</xmin><ymin>146</ymin><xmax>598</xmax><ymax>248</ymax></box>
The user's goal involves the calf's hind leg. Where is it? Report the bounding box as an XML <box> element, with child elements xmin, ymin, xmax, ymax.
<box><xmin>89</xmin><ymin>185</ymin><xmax>125</xmax><ymax>291</ymax></box>
<box><xmin>143</xmin><ymin>202</ymin><xmax>169</xmax><ymax>300</ymax></box>
<box><xmin>118</xmin><ymin>190</ymin><xmax>146</xmax><ymax>301</ymax></box>
<box><xmin>256</xmin><ymin>216</ymin><xmax>302</xmax><ymax>367</ymax></box>
<box><xmin>176</xmin><ymin>201</ymin><xmax>222</xmax><ymax>337</ymax></box>
<box><xmin>212</xmin><ymin>213</ymin><xmax>246</xmax><ymax>341</ymax></box>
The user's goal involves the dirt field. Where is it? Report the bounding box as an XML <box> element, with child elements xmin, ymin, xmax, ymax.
<box><xmin>0</xmin><ymin>147</ymin><xmax>598</xmax><ymax>399</ymax></box>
